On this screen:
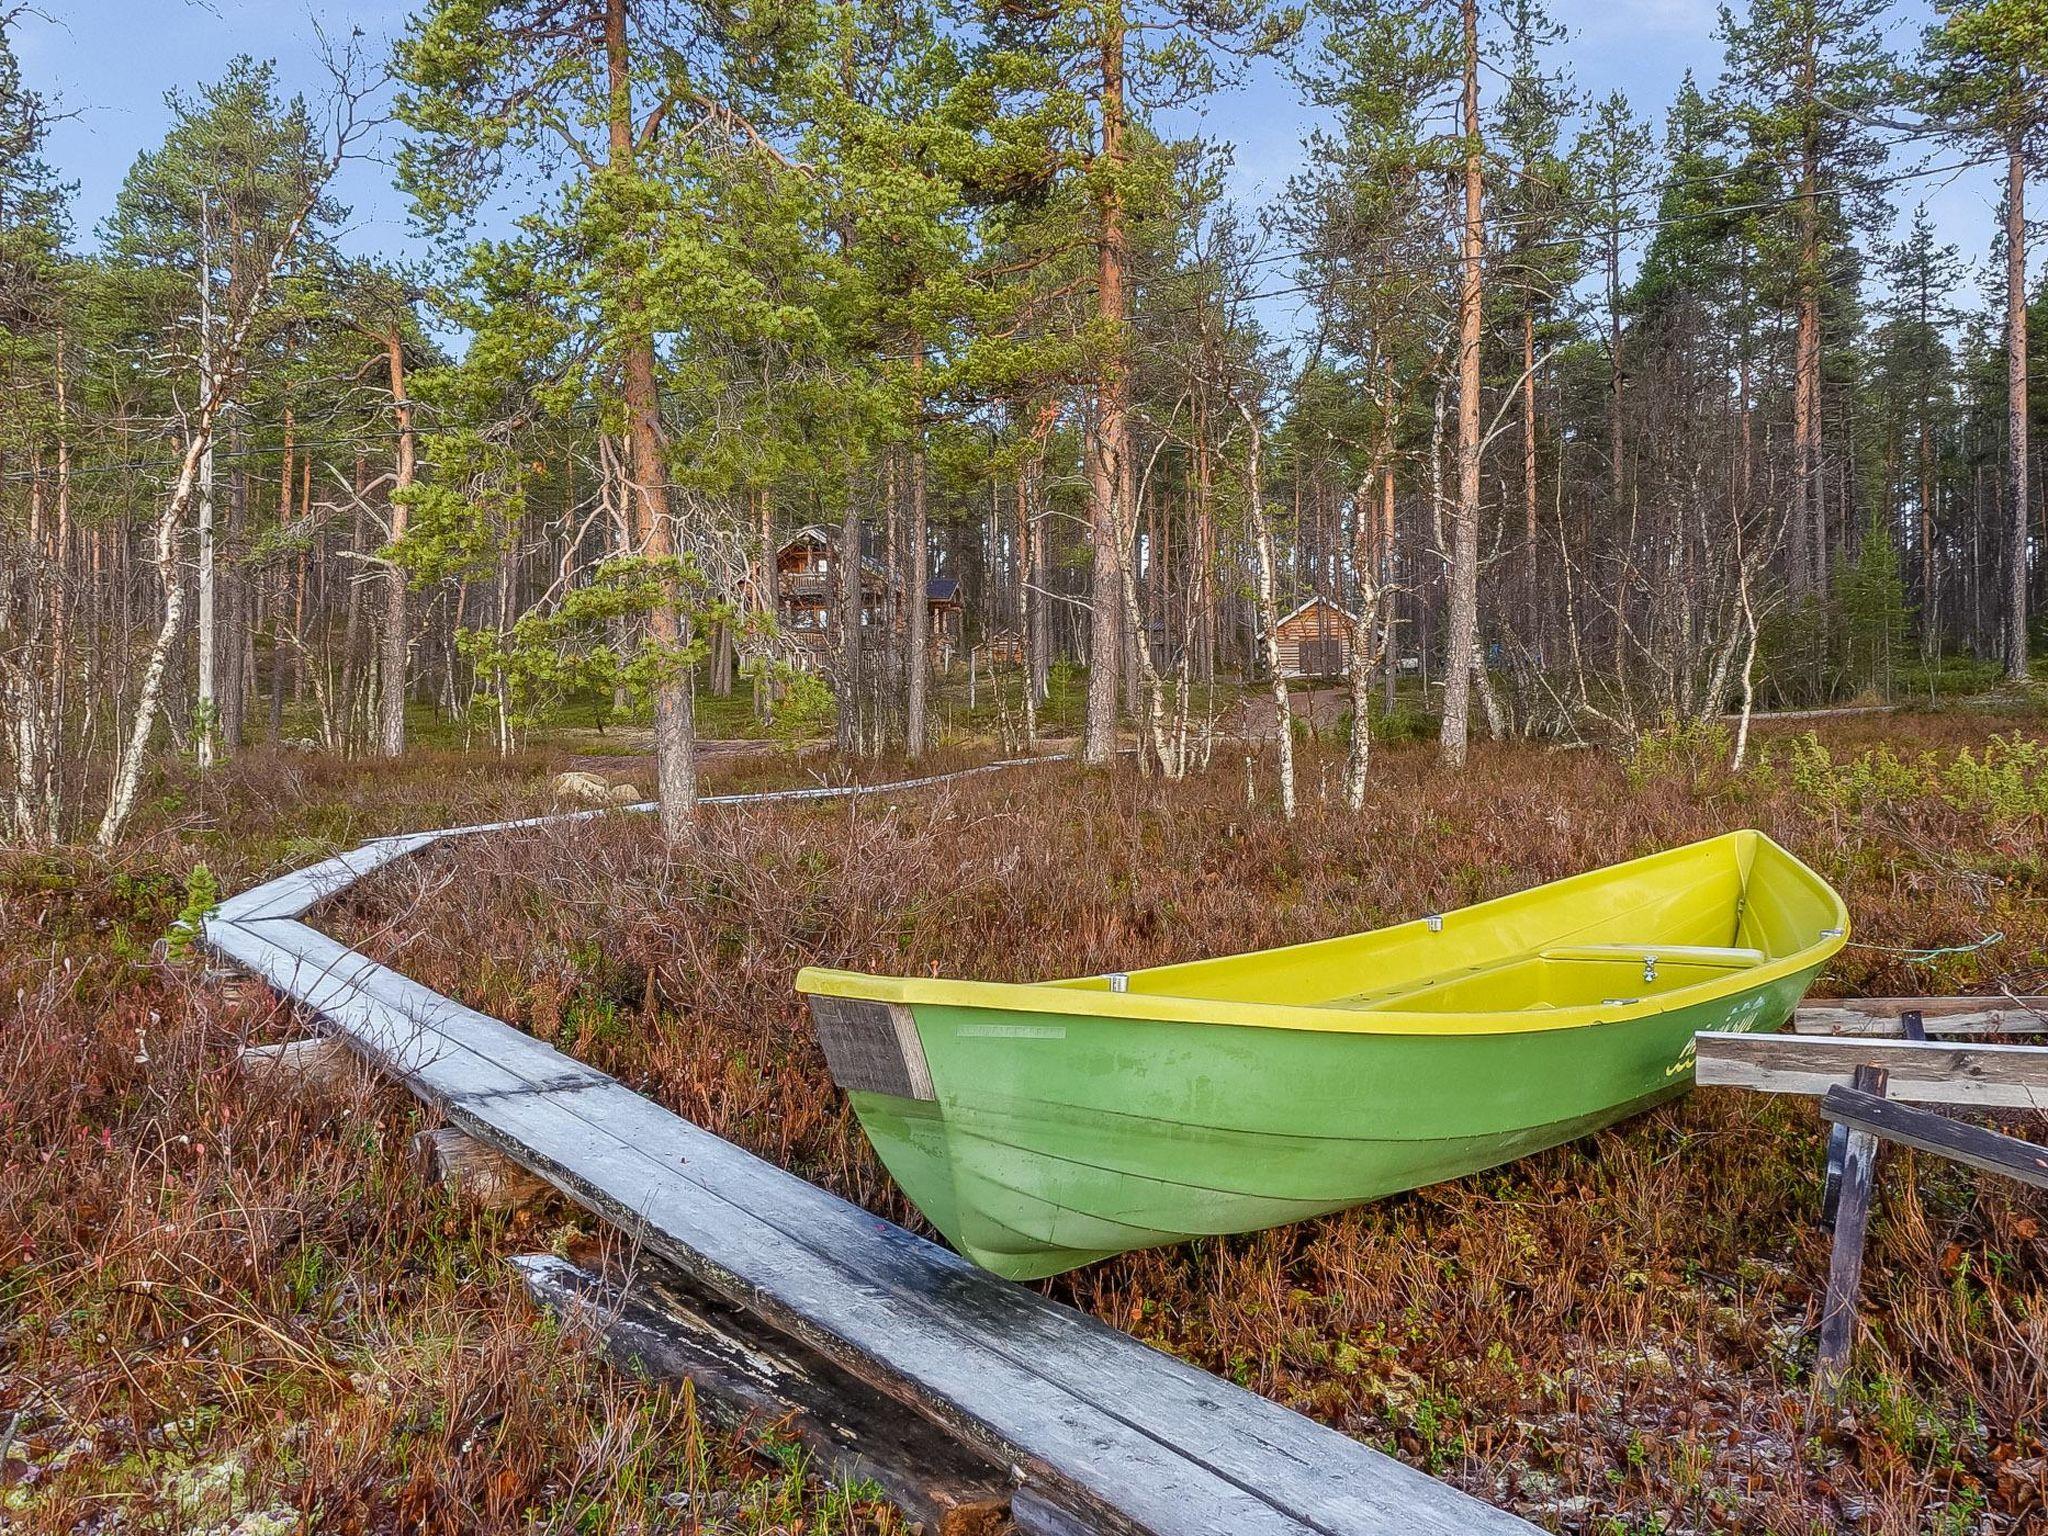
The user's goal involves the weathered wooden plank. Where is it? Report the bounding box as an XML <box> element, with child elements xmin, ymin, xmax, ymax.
<box><xmin>513</xmin><ymin>1254</ymin><xmax>1014</xmax><ymax>1536</ymax></box>
<box><xmin>1821</xmin><ymin>1087</ymin><xmax>2048</xmax><ymax>1191</ymax></box>
<box><xmin>435</xmin><ymin>1082</ymin><xmax>1498</xmax><ymax>1535</ymax></box>
<box><xmin>1013</xmin><ymin>1488</ymin><xmax>1108</xmax><ymax>1536</ymax></box>
<box><xmin>205</xmin><ymin>925</ymin><xmax>1538</xmax><ymax>1533</ymax></box>
<box><xmin>1816</xmin><ymin>1065</ymin><xmax>1887</xmax><ymax>1392</ymax></box>
<box><xmin>215</xmin><ymin>832</ymin><xmax>443</xmax><ymax>922</ymax></box>
<box><xmin>201</xmin><ymin>763</ymin><xmax>1541</xmax><ymax>1536</ymax></box>
<box><xmin>212</xmin><ymin>918</ymin><xmax>1415</xmax><ymax>1534</ymax></box>
<box><xmin>1694</xmin><ymin>1031</ymin><xmax>2048</xmax><ymax>1108</ymax></box>
<box><xmin>1792</xmin><ymin>996</ymin><xmax>2048</xmax><ymax>1038</ymax></box>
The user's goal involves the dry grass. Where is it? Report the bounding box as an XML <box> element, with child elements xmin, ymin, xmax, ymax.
<box><xmin>1</xmin><ymin>743</ymin><xmax>906</xmax><ymax>1536</ymax></box>
<box><xmin>324</xmin><ymin>709</ymin><xmax>2048</xmax><ymax>1535</ymax></box>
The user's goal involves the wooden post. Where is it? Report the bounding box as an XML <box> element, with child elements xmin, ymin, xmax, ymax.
<box><xmin>1816</xmin><ymin>1063</ymin><xmax>1888</xmax><ymax>1393</ymax></box>
<box><xmin>1821</xmin><ymin>1120</ymin><xmax>1850</xmax><ymax>1227</ymax></box>
<box><xmin>515</xmin><ymin>1254</ymin><xmax>1014</xmax><ymax>1536</ymax></box>
<box><xmin>414</xmin><ymin>1127</ymin><xmax>552</xmax><ymax>1209</ymax></box>
<box><xmin>238</xmin><ymin>1037</ymin><xmax>357</xmax><ymax>1092</ymax></box>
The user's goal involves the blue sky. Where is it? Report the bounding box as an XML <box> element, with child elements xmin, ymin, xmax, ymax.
<box><xmin>14</xmin><ymin>0</ymin><xmax>2012</xmax><ymax>333</ymax></box>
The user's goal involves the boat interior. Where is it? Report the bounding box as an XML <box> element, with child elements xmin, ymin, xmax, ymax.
<box><xmin>1051</xmin><ymin>830</ymin><xmax>1846</xmax><ymax>1019</ymax></box>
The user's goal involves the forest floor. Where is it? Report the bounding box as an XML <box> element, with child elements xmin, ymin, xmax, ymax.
<box><xmin>11</xmin><ymin>706</ymin><xmax>2048</xmax><ymax>1534</ymax></box>
<box><xmin>0</xmin><ymin>741</ymin><xmax>943</xmax><ymax>1536</ymax></box>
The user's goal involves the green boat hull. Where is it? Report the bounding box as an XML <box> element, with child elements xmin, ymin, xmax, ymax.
<box><xmin>846</xmin><ymin>970</ymin><xmax>1818</xmax><ymax>1279</ymax></box>
<box><xmin>800</xmin><ymin>830</ymin><xmax>1848</xmax><ymax>1279</ymax></box>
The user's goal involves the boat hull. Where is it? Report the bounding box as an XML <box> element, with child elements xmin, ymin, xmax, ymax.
<box><xmin>840</xmin><ymin>966</ymin><xmax>1819</xmax><ymax>1279</ymax></box>
<box><xmin>800</xmin><ymin>830</ymin><xmax>1848</xmax><ymax>1279</ymax></box>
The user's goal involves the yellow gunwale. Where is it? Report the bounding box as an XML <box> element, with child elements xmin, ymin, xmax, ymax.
<box><xmin>795</xmin><ymin>831</ymin><xmax>1849</xmax><ymax>1038</ymax></box>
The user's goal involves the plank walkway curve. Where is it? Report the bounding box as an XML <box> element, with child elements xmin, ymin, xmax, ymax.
<box><xmin>202</xmin><ymin>759</ymin><xmax>1541</xmax><ymax>1536</ymax></box>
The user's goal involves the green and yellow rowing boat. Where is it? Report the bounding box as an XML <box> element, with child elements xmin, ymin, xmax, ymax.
<box><xmin>795</xmin><ymin>830</ymin><xmax>1847</xmax><ymax>1280</ymax></box>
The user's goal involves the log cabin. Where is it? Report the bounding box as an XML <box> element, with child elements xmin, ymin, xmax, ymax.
<box><xmin>1268</xmin><ymin>595</ymin><xmax>1357</xmax><ymax>679</ymax></box>
<box><xmin>776</xmin><ymin>526</ymin><xmax>964</xmax><ymax>670</ymax></box>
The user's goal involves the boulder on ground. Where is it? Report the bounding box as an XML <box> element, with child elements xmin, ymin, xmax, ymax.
<box><xmin>551</xmin><ymin>770</ymin><xmax>613</xmax><ymax>804</ymax></box>
<box><xmin>605</xmin><ymin>783</ymin><xmax>644</xmax><ymax>805</ymax></box>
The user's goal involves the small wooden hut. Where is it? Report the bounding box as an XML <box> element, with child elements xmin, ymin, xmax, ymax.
<box><xmin>1270</xmin><ymin>596</ymin><xmax>1356</xmax><ymax>679</ymax></box>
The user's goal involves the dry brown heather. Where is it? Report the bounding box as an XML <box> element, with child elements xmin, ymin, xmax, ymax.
<box><xmin>8</xmin><ymin>716</ymin><xmax>2048</xmax><ymax>1536</ymax></box>
<box><xmin>321</xmin><ymin>710</ymin><xmax>2048</xmax><ymax>1536</ymax></box>
<box><xmin>0</xmin><ymin>746</ymin><xmax>908</xmax><ymax>1536</ymax></box>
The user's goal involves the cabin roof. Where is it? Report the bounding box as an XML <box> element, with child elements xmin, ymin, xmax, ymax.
<box><xmin>1271</xmin><ymin>594</ymin><xmax>1359</xmax><ymax>630</ymax></box>
<box><xmin>778</xmin><ymin>528</ymin><xmax>963</xmax><ymax>607</ymax></box>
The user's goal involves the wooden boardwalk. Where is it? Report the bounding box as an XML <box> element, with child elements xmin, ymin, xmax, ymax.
<box><xmin>204</xmin><ymin>766</ymin><xmax>1540</xmax><ymax>1536</ymax></box>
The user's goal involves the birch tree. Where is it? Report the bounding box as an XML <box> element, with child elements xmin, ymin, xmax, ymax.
<box><xmin>95</xmin><ymin>55</ymin><xmax>368</xmax><ymax>850</ymax></box>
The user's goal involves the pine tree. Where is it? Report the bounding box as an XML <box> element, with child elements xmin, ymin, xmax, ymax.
<box><xmin>1922</xmin><ymin>0</ymin><xmax>2048</xmax><ymax>680</ymax></box>
<box><xmin>1572</xmin><ymin>92</ymin><xmax>1653</xmax><ymax>518</ymax></box>
<box><xmin>1868</xmin><ymin>206</ymin><xmax>1963</xmax><ymax>652</ymax></box>
<box><xmin>975</xmin><ymin>0</ymin><xmax>1302</xmax><ymax>765</ymax></box>
<box><xmin>397</xmin><ymin>0</ymin><xmax>801</xmax><ymax>836</ymax></box>
<box><xmin>1491</xmin><ymin>0</ymin><xmax>1577</xmax><ymax>654</ymax></box>
<box><xmin>1834</xmin><ymin>507</ymin><xmax>1908</xmax><ymax>695</ymax></box>
<box><xmin>1286</xmin><ymin>0</ymin><xmax>1459</xmax><ymax>797</ymax></box>
<box><xmin>104</xmin><ymin>58</ymin><xmax>343</xmax><ymax>770</ymax></box>
<box><xmin>0</xmin><ymin>9</ymin><xmax>74</xmax><ymax>845</ymax></box>
<box><xmin>1719</xmin><ymin>0</ymin><xmax>1892</xmax><ymax>597</ymax></box>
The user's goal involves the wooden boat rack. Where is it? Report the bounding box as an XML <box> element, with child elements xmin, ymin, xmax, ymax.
<box><xmin>1696</xmin><ymin>997</ymin><xmax>2048</xmax><ymax>1394</ymax></box>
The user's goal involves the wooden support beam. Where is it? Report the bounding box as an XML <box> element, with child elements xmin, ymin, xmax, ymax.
<box><xmin>1793</xmin><ymin>996</ymin><xmax>2048</xmax><ymax>1038</ymax></box>
<box><xmin>1821</xmin><ymin>1119</ymin><xmax>1850</xmax><ymax>1228</ymax></box>
<box><xmin>514</xmin><ymin>1254</ymin><xmax>1016</xmax><ymax>1536</ymax></box>
<box><xmin>413</xmin><ymin>1127</ymin><xmax>552</xmax><ymax>1209</ymax></box>
<box><xmin>1694</xmin><ymin>1031</ymin><xmax>2048</xmax><ymax>1109</ymax></box>
<box><xmin>237</xmin><ymin>1036</ymin><xmax>357</xmax><ymax>1092</ymax></box>
<box><xmin>1821</xmin><ymin>1086</ymin><xmax>2048</xmax><ymax>1191</ymax></box>
<box><xmin>1816</xmin><ymin>1065</ymin><xmax>1887</xmax><ymax>1393</ymax></box>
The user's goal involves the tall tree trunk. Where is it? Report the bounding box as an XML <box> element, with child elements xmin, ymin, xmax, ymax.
<box><xmin>221</xmin><ymin>455</ymin><xmax>246</xmax><ymax>753</ymax></box>
<box><xmin>1440</xmin><ymin>0</ymin><xmax>1485</xmax><ymax>772</ymax></box>
<box><xmin>755</xmin><ymin>485</ymin><xmax>774</xmax><ymax>720</ymax></box>
<box><xmin>1238</xmin><ymin>398</ymin><xmax>1294</xmax><ymax>818</ymax></box>
<box><xmin>1606</xmin><ymin>230</ymin><xmax>1623</xmax><ymax>515</ymax></box>
<box><xmin>837</xmin><ymin>506</ymin><xmax>863</xmax><ymax>753</ymax></box>
<box><xmin>1382</xmin><ymin>465</ymin><xmax>1399</xmax><ymax>714</ymax></box>
<box><xmin>1083</xmin><ymin>0</ymin><xmax>1128</xmax><ymax>765</ymax></box>
<box><xmin>1920</xmin><ymin>400</ymin><xmax>1937</xmax><ymax>657</ymax></box>
<box><xmin>1791</xmin><ymin>60</ymin><xmax>1823</xmax><ymax>597</ymax></box>
<box><xmin>1522</xmin><ymin>300</ymin><xmax>1540</xmax><ymax>657</ymax></box>
<box><xmin>2007</xmin><ymin>135</ymin><xmax>2031</xmax><ymax>681</ymax></box>
<box><xmin>196</xmin><ymin>221</ymin><xmax>218</xmax><ymax>770</ymax></box>
<box><xmin>1017</xmin><ymin>474</ymin><xmax>1038</xmax><ymax>745</ymax></box>
<box><xmin>606</xmin><ymin>0</ymin><xmax>696</xmax><ymax>834</ymax></box>
<box><xmin>270</xmin><ymin>417</ymin><xmax>293</xmax><ymax>741</ymax></box>
<box><xmin>380</xmin><ymin>328</ymin><xmax>415</xmax><ymax>758</ymax></box>
<box><xmin>98</xmin><ymin>426</ymin><xmax>219</xmax><ymax>849</ymax></box>
<box><xmin>51</xmin><ymin>332</ymin><xmax>70</xmax><ymax>736</ymax></box>
<box><xmin>907</xmin><ymin>363</ymin><xmax>930</xmax><ymax>759</ymax></box>
<box><xmin>1345</xmin><ymin>451</ymin><xmax>1391</xmax><ymax>811</ymax></box>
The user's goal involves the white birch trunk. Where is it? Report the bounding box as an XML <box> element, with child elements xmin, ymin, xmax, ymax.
<box><xmin>1238</xmin><ymin>399</ymin><xmax>1294</xmax><ymax>819</ymax></box>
